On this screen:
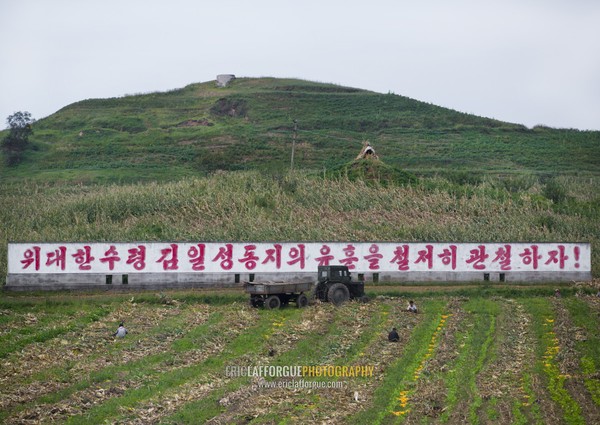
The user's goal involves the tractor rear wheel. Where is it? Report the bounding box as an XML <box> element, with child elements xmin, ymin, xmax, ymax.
<box><xmin>265</xmin><ymin>295</ymin><xmax>281</xmax><ymax>310</ymax></box>
<box><xmin>327</xmin><ymin>283</ymin><xmax>350</xmax><ymax>306</ymax></box>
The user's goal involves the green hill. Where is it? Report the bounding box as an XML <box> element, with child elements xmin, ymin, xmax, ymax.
<box><xmin>1</xmin><ymin>77</ymin><xmax>599</xmax><ymax>184</ymax></box>
<box><xmin>1</xmin><ymin>77</ymin><xmax>599</xmax><ymax>280</ymax></box>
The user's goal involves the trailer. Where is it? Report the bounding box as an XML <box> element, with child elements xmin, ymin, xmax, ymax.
<box><xmin>244</xmin><ymin>265</ymin><xmax>367</xmax><ymax>309</ymax></box>
<box><xmin>244</xmin><ymin>281</ymin><xmax>312</xmax><ymax>309</ymax></box>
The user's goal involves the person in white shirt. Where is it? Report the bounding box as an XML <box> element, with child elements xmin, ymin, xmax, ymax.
<box><xmin>114</xmin><ymin>322</ymin><xmax>128</xmax><ymax>338</ymax></box>
<box><xmin>407</xmin><ymin>300</ymin><xmax>418</xmax><ymax>313</ymax></box>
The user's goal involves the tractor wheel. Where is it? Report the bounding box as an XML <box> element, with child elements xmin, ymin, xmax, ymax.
<box><xmin>265</xmin><ymin>295</ymin><xmax>281</xmax><ymax>310</ymax></box>
<box><xmin>327</xmin><ymin>283</ymin><xmax>350</xmax><ymax>306</ymax></box>
<box><xmin>296</xmin><ymin>293</ymin><xmax>309</xmax><ymax>308</ymax></box>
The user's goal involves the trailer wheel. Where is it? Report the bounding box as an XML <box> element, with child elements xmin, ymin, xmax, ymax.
<box><xmin>265</xmin><ymin>295</ymin><xmax>281</xmax><ymax>310</ymax></box>
<box><xmin>296</xmin><ymin>293</ymin><xmax>309</xmax><ymax>308</ymax></box>
<box><xmin>327</xmin><ymin>283</ymin><xmax>350</xmax><ymax>306</ymax></box>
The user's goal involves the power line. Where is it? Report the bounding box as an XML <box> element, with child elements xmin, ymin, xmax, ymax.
<box><xmin>290</xmin><ymin>119</ymin><xmax>297</xmax><ymax>170</ymax></box>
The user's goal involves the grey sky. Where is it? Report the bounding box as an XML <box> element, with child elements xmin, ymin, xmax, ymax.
<box><xmin>1</xmin><ymin>0</ymin><xmax>599</xmax><ymax>130</ymax></box>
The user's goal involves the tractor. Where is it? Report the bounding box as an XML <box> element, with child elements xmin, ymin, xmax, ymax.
<box><xmin>313</xmin><ymin>265</ymin><xmax>367</xmax><ymax>305</ymax></box>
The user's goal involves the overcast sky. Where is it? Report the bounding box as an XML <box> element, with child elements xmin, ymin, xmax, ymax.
<box><xmin>1</xmin><ymin>0</ymin><xmax>599</xmax><ymax>130</ymax></box>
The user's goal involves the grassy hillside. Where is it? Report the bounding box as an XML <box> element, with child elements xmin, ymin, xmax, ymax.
<box><xmin>1</xmin><ymin>77</ymin><xmax>599</xmax><ymax>184</ymax></box>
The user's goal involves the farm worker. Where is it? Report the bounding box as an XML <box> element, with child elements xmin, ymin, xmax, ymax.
<box><xmin>388</xmin><ymin>328</ymin><xmax>399</xmax><ymax>342</ymax></box>
<box><xmin>407</xmin><ymin>300</ymin><xmax>418</xmax><ymax>313</ymax></box>
<box><xmin>114</xmin><ymin>322</ymin><xmax>128</xmax><ymax>338</ymax></box>
<box><xmin>554</xmin><ymin>289</ymin><xmax>561</xmax><ymax>297</ymax></box>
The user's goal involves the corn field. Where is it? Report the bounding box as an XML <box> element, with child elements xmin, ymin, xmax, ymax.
<box><xmin>1</xmin><ymin>172</ymin><xmax>598</xmax><ymax>280</ymax></box>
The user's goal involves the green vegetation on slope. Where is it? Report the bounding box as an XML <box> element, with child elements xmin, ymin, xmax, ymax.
<box><xmin>1</xmin><ymin>172</ymin><xmax>598</xmax><ymax>281</ymax></box>
<box><xmin>1</xmin><ymin>77</ymin><xmax>598</xmax><ymax>184</ymax></box>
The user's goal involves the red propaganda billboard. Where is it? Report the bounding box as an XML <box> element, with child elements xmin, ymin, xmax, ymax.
<box><xmin>8</xmin><ymin>242</ymin><xmax>591</xmax><ymax>275</ymax></box>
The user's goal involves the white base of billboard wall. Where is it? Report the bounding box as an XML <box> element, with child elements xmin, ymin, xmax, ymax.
<box><xmin>4</xmin><ymin>270</ymin><xmax>592</xmax><ymax>292</ymax></box>
<box><xmin>7</xmin><ymin>242</ymin><xmax>591</xmax><ymax>291</ymax></box>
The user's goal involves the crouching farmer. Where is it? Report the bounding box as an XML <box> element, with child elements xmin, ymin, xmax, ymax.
<box><xmin>114</xmin><ymin>322</ymin><xmax>128</xmax><ymax>338</ymax></box>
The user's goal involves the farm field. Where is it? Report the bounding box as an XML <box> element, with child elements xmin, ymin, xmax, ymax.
<box><xmin>1</xmin><ymin>75</ymin><xmax>599</xmax><ymax>424</ymax></box>
<box><xmin>1</xmin><ymin>288</ymin><xmax>599</xmax><ymax>424</ymax></box>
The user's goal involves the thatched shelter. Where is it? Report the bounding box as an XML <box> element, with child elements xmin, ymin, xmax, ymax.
<box><xmin>355</xmin><ymin>141</ymin><xmax>379</xmax><ymax>160</ymax></box>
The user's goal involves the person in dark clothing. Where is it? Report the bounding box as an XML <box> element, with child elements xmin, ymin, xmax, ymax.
<box><xmin>388</xmin><ymin>327</ymin><xmax>399</xmax><ymax>342</ymax></box>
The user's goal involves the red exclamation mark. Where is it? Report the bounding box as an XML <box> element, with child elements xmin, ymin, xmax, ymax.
<box><xmin>574</xmin><ymin>246</ymin><xmax>580</xmax><ymax>269</ymax></box>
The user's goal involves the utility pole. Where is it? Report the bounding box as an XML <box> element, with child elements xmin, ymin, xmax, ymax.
<box><xmin>290</xmin><ymin>119</ymin><xmax>297</xmax><ymax>171</ymax></box>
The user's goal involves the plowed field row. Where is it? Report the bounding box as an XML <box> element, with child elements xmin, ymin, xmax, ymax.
<box><xmin>0</xmin><ymin>294</ymin><xmax>599</xmax><ymax>424</ymax></box>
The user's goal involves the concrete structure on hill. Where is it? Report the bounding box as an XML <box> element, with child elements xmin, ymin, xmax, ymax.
<box><xmin>216</xmin><ymin>74</ymin><xmax>235</xmax><ymax>87</ymax></box>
